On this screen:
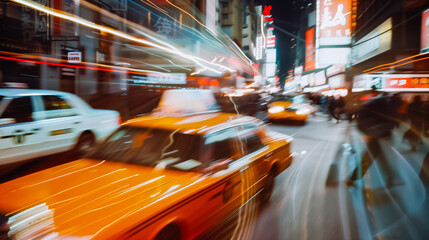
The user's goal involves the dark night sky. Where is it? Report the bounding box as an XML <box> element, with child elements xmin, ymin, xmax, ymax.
<box><xmin>268</xmin><ymin>0</ymin><xmax>313</xmax><ymax>81</ymax></box>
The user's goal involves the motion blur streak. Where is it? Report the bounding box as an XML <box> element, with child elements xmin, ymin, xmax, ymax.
<box><xmin>92</xmin><ymin>177</ymin><xmax>208</xmax><ymax>238</ymax></box>
<box><xmin>364</xmin><ymin>52</ymin><xmax>429</xmax><ymax>73</ymax></box>
<box><xmin>60</xmin><ymin>176</ymin><xmax>167</xmax><ymax>226</ymax></box>
<box><xmin>15</xmin><ymin>161</ymin><xmax>106</xmax><ymax>190</ymax></box>
<box><xmin>50</xmin><ymin>175</ymin><xmax>139</xmax><ymax>207</ymax></box>
<box><xmin>12</xmin><ymin>0</ymin><xmax>235</xmax><ymax>74</ymax></box>
<box><xmin>366</xmin><ymin>56</ymin><xmax>429</xmax><ymax>73</ymax></box>
<box><xmin>300</xmin><ymin>134</ymin><xmax>334</xmax><ymax>240</ymax></box>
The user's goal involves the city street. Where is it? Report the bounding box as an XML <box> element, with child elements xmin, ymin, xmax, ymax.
<box><xmin>1</xmin><ymin>112</ymin><xmax>429</xmax><ymax>240</ymax></box>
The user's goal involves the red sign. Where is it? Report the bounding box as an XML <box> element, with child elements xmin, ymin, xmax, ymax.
<box><xmin>319</xmin><ymin>0</ymin><xmax>352</xmax><ymax>44</ymax></box>
<box><xmin>386</xmin><ymin>77</ymin><xmax>429</xmax><ymax>88</ymax></box>
<box><xmin>305</xmin><ymin>28</ymin><xmax>316</xmax><ymax>72</ymax></box>
<box><xmin>422</xmin><ymin>9</ymin><xmax>429</xmax><ymax>52</ymax></box>
<box><xmin>263</xmin><ymin>5</ymin><xmax>273</xmax><ymax>22</ymax></box>
<box><xmin>267</xmin><ymin>36</ymin><xmax>276</xmax><ymax>48</ymax></box>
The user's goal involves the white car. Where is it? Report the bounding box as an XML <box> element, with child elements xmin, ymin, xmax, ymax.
<box><xmin>0</xmin><ymin>89</ymin><xmax>120</xmax><ymax>165</ymax></box>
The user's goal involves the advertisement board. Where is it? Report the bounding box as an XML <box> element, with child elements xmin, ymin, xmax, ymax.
<box><xmin>422</xmin><ymin>9</ymin><xmax>429</xmax><ymax>53</ymax></box>
<box><xmin>317</xmin><ymin>47</ymin><xmax>350</xmax><ymax>66</ymax></box>
<box><xmin>350</xmin><ymin>18</ymin><xmax>392</xmax><ymax>65</ymax></box>
<box><xmin>319</xmin><ymin>0</ymin><xmax>352</xmax><ymax>45</ymax></box>
<box><xmin>267</xmin><ymin>36</ymin><xmax>276</xmax><ymax>48</ymax></box>
<box><xmin>386</xmin><ymin>77</ymin><xmax>429</xmax><ymax>89</ymax></box>
<box><xmin>129</xmin><ymin>73</ymin><xmax>187</xmax><ymax>85</ymax></box>
<box><xmin>305</xmin><ymin>28</ymin><xmax>316</xmax><ymax>72</ymax></box>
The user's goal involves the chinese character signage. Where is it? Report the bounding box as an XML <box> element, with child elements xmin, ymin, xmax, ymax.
<box><xmin>319</xmin><ymin>0</ymin><xmax>351</xmax><ymax>45</ymax></box>
<box><xmin>305</xmin><ymin>28</ymin><xmax>316</xmax><ymax>72</ymax></box>
<box><xmin>263</xmin><ymin>5</ymin><xmax>273</xmax><ymax>22</ymax></box>
<box><xmin>421</xmin><ymin>9</ymin><xmax>429</xmax><ymax>53</ymax></box>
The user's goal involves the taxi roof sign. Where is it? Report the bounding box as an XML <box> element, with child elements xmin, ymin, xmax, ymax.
<box><xmin>154</xmin><ymin>89</ymin><xmax>220</xmax><ymax>116</ymax></box>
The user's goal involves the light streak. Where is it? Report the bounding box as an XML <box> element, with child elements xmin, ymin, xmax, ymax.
<box><xmin>165</xmin><ymin>0</ymin><xmax>252</xmax><ymax>67</ymax></box>
<box><xmin>12</xmin><ymin>0</ymin><xmax>234</xmax><ymax>74</ymax></box>
<box><xmin>363</xmin><ymin>53</ymin><xmax>429</xmax><ymax>73</ymax></box>
<box><xmin>141</xmin><ymin>0</ymin><xmax>168</xmax><ymax>14</ymax></box>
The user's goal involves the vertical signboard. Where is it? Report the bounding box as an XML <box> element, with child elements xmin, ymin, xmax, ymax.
<box><xmin>267</xmin><ymin>36</ymin><xmax>276</xmax><ymax>48</ymax></box>
<box><xmin>305</xmin><ymin>28</ymin><xmax>316</xmax><ymax>72</ymax></box>
<box><xmin>319</xmin><ymin>0</ymin><xmax>352</xmax><ymax>45</ymax></box>
<box><xmin>422</xmin><ymin>9</ymin><xmax>429</xmax><ymax>53</ymax></box>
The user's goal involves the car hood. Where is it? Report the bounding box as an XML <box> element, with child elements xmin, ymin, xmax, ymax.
<box><xmin>0</xmin><ymin>159</ymin><xmax>204</xmax><ymax>238</ymax></box>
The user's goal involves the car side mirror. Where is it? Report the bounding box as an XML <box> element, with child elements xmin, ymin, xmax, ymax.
<box><xmin>0</xmin><ymin>118</ymin><xmax>16</xmax><ymax>125</ymax></box>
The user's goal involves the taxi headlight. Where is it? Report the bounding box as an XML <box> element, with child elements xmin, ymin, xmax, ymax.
<box><xmin>296</xmin><ymin>108</ymin><xmax>311</xmax><ymax>115</ymax></box>
<box><xmin>268</xmin><ymin>106</ymin><xmax>284</xmax><ymax>114</ymax></box>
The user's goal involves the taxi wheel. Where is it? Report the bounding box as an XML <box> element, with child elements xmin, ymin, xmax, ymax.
<box><xmin>75</xmin><ymin>132</ymin><xmax>95</xmax><ymax>156</ymax></box>
<box><xmin>260</xmin><ymin>169</ymin><xmax>276</xmax><ymax>205</ymax></box>
<box><xmin>154</xmin><ymin>223</ymin><xmax>182</xmax><ymax>240</ymax></box>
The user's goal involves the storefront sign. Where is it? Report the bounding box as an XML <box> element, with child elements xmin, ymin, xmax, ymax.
<box><xmin>129</xmin><ymin>73</ymin><xmax>186</xmax><ymax>85</ymax></box>
<box><xmin>305</xmin><ymin>28</ymin><xmax>316</xmax><ymax>71</ymax></box>
<box><xmin>318</xmin><ymin>0</ymin><xmax>352</xmax><ymax>45</ymax></box>
<box><xmin>386</xmin><ymin>77</ymin><xmax>429</xmax><ymax>89</ymax></box>
<box><xmin>328</xmin><ymin>74</ymin><xmax>345</xmax><ymax>88</ymax></box>
<box><xmin>326</xmin><ymin>65</ymin><xmax>345</xmax><ymax>77</ymax></box>
<box><xmin>315</xmin><ymin>70</ymin><xmax>326</xmax><ymax>86</ymax></box>
<box><xmin>67</xmin><ymin>52</ymin><xmax>81</xmax><ymax>63</ymax></box>
<box><xmin>421</xmin><ymin>9</ymin><xmax>429</xmax><ymax>53</ymax></box>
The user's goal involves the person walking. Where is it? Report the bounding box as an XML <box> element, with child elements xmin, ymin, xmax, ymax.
<box><xmin>348</xmin><ymin>93</ymin><xmax>399</xmax><ymax>188</ymax></box>
<box><xmin>404</xmin><ymin>95</ymin><xmax>423</xmax><ymax>151</ymax></box>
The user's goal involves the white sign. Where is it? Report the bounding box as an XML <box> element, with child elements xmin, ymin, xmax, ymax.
<box><xmin>256</xmin><ymin>35</ymin><xmax>263</xmax><ymax>60</ymax></box>
<box><xmin>131</xmin><ymin>73</ymin><xmax>187</xmax><ymax>85</ymax></box>
<box><xmin>317</xmin><ymin>47</ymin><xmax>350</xmax><ymax>67</ymax></box>
<box><xmin>328</xmin><ymin>74</ymin><xmax>345</xmax><ymax>88</ymax></box>
<box><xmin>351</xmin><ymin>18</ymin><xmax>392</xmax><ymax>65</ymax></box>
<box><xmin>67</xmin><ymin>52</ymin><xmax>81</xmax><ymax>63</ymax></box>
<box><xmin>266</xmin><ymin>48</ymin><xmax>276</xmax><ymax>63</ymax></box>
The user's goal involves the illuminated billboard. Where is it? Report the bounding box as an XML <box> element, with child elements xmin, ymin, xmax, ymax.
<box><xmin>350</xmin><ymin>18</ymin><xmax>392</xmax><ymax>65</ymax></box>
<box><xmin>422</xmin><ymin>9</ymin><xmax>429</xmax><ymax>53</ymax></box>
<box><xmin>266</xmin><ymin>48</ymin><xmax>277</xmax><ymax>62</ymax></box>
<box><xmin>305</xmin><ymin>28</ymin><xmax>316</xmax><ymax>71</ymax></box>
<box><xmin>318</xmin><ymin>0</ymin><xmax>352</xmax><ymax>46</ymax></box>
<box><xmin>267</xmin><ymin>36</ymin><xmax>276</xmax><ymax>48</ymax></box>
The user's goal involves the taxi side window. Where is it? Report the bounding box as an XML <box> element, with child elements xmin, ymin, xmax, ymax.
<box><xmin>42</xmin><ymin>95</ymin><xmax>72</xmax><ymax>110</ymax></box>
<box><xmin>212</xmin><ymin>139</ymin><xmax>235</xmax><ymax>160</ymax></box>
<box><xmin>241</xmin><ymin>133</ymin><xmax>264</xmax><ymax>153</ymax></box>
<box><xmin>1</xmin><ymin>97</ymin><xmax>33</xmax><ymax>123</ymax></box>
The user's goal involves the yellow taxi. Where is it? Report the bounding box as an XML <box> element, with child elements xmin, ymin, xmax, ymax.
<box><xmin>267</xmin><ymin>94</ymin><xmax>313</xmax><ymax>122</ymax></box>
<box><xmin>0</xmin><ymin>90</ymin><xmax>293</xmax><ymax>240</ymax></box>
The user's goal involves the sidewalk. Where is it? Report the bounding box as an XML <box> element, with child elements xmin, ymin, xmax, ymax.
<box><xmin>346</xmin><ymin>122</ymin><xmax>429</xmax><ymax>240</ymax></box>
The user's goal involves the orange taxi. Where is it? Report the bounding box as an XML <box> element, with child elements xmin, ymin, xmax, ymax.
<box><xmin>0</xmin><ymin>90</ymin><xmax>293</xmax><ymax>240</ymax></box>
<box><xmin>267</xmin><ymin>94</ymin><xmax>313</xmax><ymax>122</ymax></box>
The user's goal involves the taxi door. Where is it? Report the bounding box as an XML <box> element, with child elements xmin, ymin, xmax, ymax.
<box><xmin>36</xmin><ymin>95</ymin><xmax>83</xmax><ymax>152</ymax></box>
<box><xmin>0</xmin><ymin>96</ymin><xmax>46</xmax><ymax>164</ymax></box>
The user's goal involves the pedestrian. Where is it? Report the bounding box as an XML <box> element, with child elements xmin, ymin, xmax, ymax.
<box><xmin>348</xmin><ymin>93</ymin><xmax>400</xmax><ymax>188</ymax></box>
<box><xmin>421</xmin><ymin>100</ymin><xmax>429</xmax><ymax>137</ymax></box>
<box><xmin>404</xmin><ymin>95</ymin><xmax>423</xmax><ymax>151</ymax></box>
<box><xmin>327</xmin><ymin>96</ymin><xmax>336</xmax><ymax>121</ymax></box>
<box><xmin>334</xmin><ymin>96</ymin><xmax>345</xmax><ymax>123</ymax></box>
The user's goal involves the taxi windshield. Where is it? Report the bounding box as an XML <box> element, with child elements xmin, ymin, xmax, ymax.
<box><xmin>89</xmin><ymin>126</ymin><xmax>205</xmax><ymax>172</ymax></box>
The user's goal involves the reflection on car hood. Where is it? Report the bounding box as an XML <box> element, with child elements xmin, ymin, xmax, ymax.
<box><xmin>0</xmin><ymin>159</ymin><xmax>203</xmax><ymax>238</ymax></box>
